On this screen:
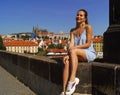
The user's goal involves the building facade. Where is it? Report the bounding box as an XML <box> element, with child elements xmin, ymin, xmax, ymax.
<box><xmin>93</xmin><ymin>36</ymin><xmax>103</xmax><ymax>58</ymax></box>
<box><xmin>3</xmin><ymin>39</ymin><xmax>38</xmax><ymax>54</ymax></box>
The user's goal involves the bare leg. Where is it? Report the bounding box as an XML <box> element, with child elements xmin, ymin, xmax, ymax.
<box><xmin>69</xmin><ymin>49</ymin><xmax>87</xmax><ymax>82</ymax></box>
<box><xmin>63</xmin><ymin>56</ymin><xmax>69</xmax><ymax>91</ymax></box>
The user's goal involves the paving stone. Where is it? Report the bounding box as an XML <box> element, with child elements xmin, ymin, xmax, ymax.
<box><xmin>0</xmin><ymin>66</ymin><xmax>36</xmax><ymax>95</ymax></box>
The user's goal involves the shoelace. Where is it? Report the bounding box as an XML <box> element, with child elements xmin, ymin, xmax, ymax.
<box><xmin>71</xmin><ymin>82</ymin><xmax>76</xmax><ymax>89</ymax></box>
<box><xmin>66</xmin><ymin>81</ymin><xmax>76</xmax><ymax>92</ymax></box>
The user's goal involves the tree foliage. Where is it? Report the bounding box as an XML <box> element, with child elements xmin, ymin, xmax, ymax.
<box><xmin>0</xmin><ymin>36</ymin><xmax>6</xmax><ymax>50</ymax></box>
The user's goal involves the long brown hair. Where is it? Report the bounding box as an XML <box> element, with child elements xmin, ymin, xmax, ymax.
<box><xmin>77</xmin><ymin>9</ymin><xmax>88</xmax><ymax>24</ymax></box>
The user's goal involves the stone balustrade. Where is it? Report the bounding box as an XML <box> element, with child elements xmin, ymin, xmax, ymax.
<box><xmin>0</xmin><ymin>50</ymin><xmax>120</xmax><ymax>95</ymax></box>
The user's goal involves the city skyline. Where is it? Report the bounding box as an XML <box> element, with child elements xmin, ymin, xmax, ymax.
<box><xmin>0</xmin><ymin>0</ymin><xmax>109</xmax><ymax>36</ymax></box>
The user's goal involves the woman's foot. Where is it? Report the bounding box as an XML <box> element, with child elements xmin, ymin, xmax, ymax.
<box><xmin>66</xmin><ymin>77</ymin><xmax>80</xmax><ymax>95</ymax></box>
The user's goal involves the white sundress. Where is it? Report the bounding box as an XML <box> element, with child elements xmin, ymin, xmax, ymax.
<box><xmin>74</xmin><ymin>29</ymin><xmax>97</xmax><ymax>62</ymax></box>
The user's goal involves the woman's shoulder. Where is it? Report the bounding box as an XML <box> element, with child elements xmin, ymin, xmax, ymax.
<box><xmin>70</xmin><ymin>28</ymin><xmax>76</xmax><ymax>34</ymax></box>
<box><xmin>85</xmin><ymin>24</ymin><xmax>92</xmax><ymax>29</ymax></box>
<box><xmin>85</xmin><ymin>24</ymin><xmax>92</xmax><ymax>34</ymax></box>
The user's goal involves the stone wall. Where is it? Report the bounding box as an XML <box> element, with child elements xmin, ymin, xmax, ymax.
<box><xmin>0</xmin><ymin>50</ymin><xmax>120</xmax><ymax>95</ymax></box>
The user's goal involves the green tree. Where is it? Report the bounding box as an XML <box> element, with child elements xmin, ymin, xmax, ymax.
<box><xmin>56</xmin><ymin>43</ymin><xmax>63</xmax><ymax>49</ymax></box>
<box><xmin>37</xmin><ymin>48</ymin><xmax>47</xmax><ymax>56</ymax></box>
<box><xmin>48</xmin><ymin>43</ymin><xmax>55</xmax><ymax>48</ymax></box>
<box><xmin>0</xmin><ymin>36</ymin><xmax>6</xmax><ymax>50</ymax></box>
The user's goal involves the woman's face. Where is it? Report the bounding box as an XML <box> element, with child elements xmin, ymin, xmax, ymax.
<box><xmin>76</xmin><ymin>11</ymin><xmax>86</xmax><ymax>24</ymax></box>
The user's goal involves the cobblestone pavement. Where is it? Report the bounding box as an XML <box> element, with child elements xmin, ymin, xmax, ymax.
<box><xmin>0</xmin><ymin>66</ymin><xmax>36</xmax><ymax>95</ymax></box>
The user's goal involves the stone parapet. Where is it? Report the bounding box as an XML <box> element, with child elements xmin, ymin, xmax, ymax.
<box><xmin>0</xmin><ymin>51</ymin><xmax>120</xmax><ymax>95</ymax></box>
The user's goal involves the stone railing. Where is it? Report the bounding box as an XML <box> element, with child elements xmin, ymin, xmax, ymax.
<box><xmin>0</xmin><ymin>50</ymin><xmax>120</xmax><ymax>95</ymax></box>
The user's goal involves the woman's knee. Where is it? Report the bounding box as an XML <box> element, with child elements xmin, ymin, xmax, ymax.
<box><xmin>69</xmin><ymin>48</ymin><xmax>77</xmax><ymax>56</ymax></box>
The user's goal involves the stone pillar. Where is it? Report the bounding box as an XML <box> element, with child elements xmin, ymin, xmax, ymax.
<box><xmin>109</xmin><ymin>0</ymin><xmax>120</xmax><ymax>25</ymax></box>
<box><xmin>103</xmin><ymin>0</ymin><xmax>120</xmax><ymax>63</ymax></box>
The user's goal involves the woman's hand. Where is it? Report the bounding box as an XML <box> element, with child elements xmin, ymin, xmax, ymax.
<box><xmin>68</xmin><ymin>43</ymin><xmax>75</xmax><ymax>50</ymax></box>
<box><xmin>69</xmin><ymin>44</ymin><xmax>77</xmax><ymax>51</ymax></box>
<box><xmin>63</xmin><ymin>55</ymin><xmax>69</xmax><ymax>64</ymax></box>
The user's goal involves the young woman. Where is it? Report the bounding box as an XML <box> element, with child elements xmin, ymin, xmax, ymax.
<box><xmin>60</xmin><ymin>9</ymin><xmax>97</xmax><ymax>95</ymax></box>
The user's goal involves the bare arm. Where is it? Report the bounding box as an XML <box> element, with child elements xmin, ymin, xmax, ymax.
<box><xmin>69</xmin><ymin>29</ymin><xmax>74</xmax><ymax>48</ymax></box>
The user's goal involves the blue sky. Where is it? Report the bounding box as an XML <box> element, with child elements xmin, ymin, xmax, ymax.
<box><xmin>0</xmin><ymin>0</ymin><xmax>109</xmax><ymax>36</ymax></box>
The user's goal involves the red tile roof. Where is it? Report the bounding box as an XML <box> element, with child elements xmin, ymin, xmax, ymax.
<box><xmin>61</xmin><ymin>40</ymin><xmax>67</xmax><ymax>45</ymax></box>
<box><xmin>48</xmin><ymin>48</ymin><xmax>67</xmax><ymax>53</ymax></box>
<box><xmin>37</xmin><ymin>31</ymin><xmax>54</xmax><ymax>35</ymax></box>
<box><xmin>3</xmin><ymin>37</ymin><xmax>13</xmax><ymax>42</ymax></box>
<box><xmin>93</xmin><ymin>37</ymin><xmax>103</xmax><ymax>43</ymax></box>
<box><xmin>4</xmin><ymin>40</ymin><xmax>38</xmax><ymax>46</ymax></box>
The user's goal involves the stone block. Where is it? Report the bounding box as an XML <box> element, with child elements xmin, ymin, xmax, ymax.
<box><xmin>104</xmin><ymin>26</ymin><xmax>120</xmax><ymax>63</ymax></box>
<box><xmin>92</xmin><ymin>62</ymin><xmax>116</xmax><ymax>95</ymax></box>
<box><xmin>11</xmin><ymin>53</ymin><xmax>18</xmax><ymax>65</ymax></box>
<box><xmin>50</xmin><ymin>58</ymin><xmax>63</xmax><ymax>84</ymax></box>
<box><xmin>17</xmin><ymin>54</ymin><xmax>31</xmax><ymax>70</ymax></box>
<box><xmin>76</xmin><ymin>62</ymin><xmax>92</xmax><ymax>94</ymax></box>
<box><xmin>116</xmin><ymin>66</ymin><xmax>120</xmax><ymax>95</ymax></box>
<box><xmin>30</xmin><ymin>56</ymin><xmax>51</xmax><ymax>80</ymax></box>
<box><xmin>1</xmin><ymin>52</ymin><xmax>17</xmax><ymax>76</ymax></box>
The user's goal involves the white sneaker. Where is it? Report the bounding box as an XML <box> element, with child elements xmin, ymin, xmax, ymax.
<box><xmin>66</xmin><ymin>77</ymin><xmax>80</xmax><ymax>95</ymax></box>
<box><xmin>60</xmin><ymin>91</ymin><xmax>65</xmax><ymax>95</ymax></box>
